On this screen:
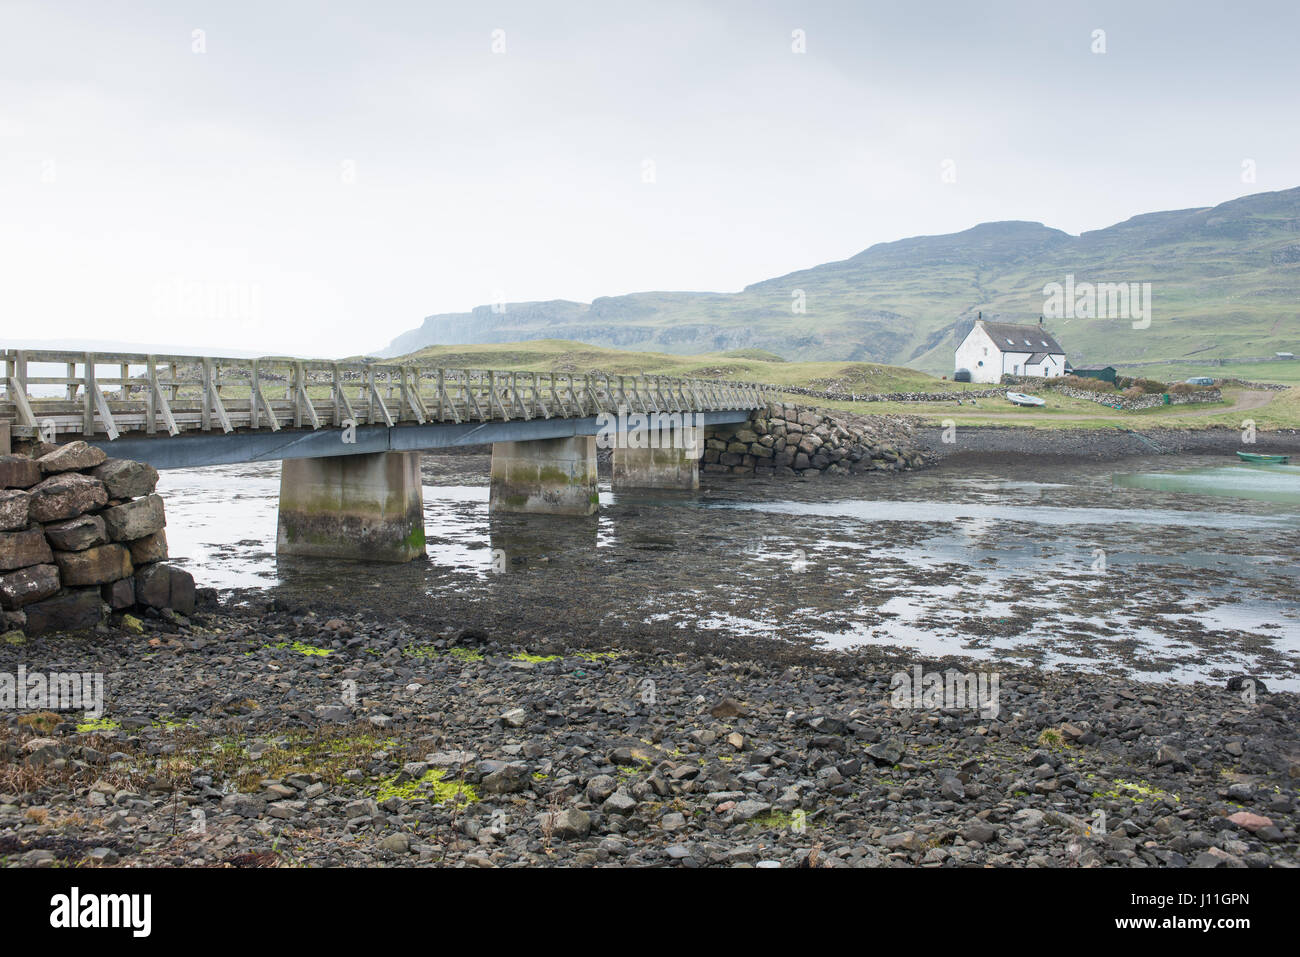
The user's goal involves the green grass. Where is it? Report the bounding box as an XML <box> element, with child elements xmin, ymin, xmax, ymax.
<box><xmin>384</xmin><ymin>339</ymin><xmax>1296</xmax><ymax>431</ymax></box>
<box><xmin>376</xmin><ymin>768</ymin><xmax>478</xmax><ymax>807</ymax></box>
<box><xmin>1114</xmin><ymin>359</ymin><xmax>1300</xmax><ymax>388</ymax></box>
<box><xmin>834</xmin><ymin>384</ymin><xmax>1296</xmax><ymax>430</ymax></box>
<box><xmin>268</xmin><ymin>640</ymin><xmax>332</xmax><ymax>657</ymax></box>
<box><xmin>392</xmin><ymin>339</ymin><xmax>950</xmax><ymax>394</ymax></box>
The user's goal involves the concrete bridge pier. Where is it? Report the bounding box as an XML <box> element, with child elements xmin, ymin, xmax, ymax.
<box><xmin>489</xmin><ymin>436</ymin><xmax>599</xmax><ymax>515</ymax></box>
<box><xmin>611</xmin><ymin>424</ymin><xmax>703</xmax><ymax>490</ymax></box>
<box><xmin>277</xmin><ymin>451</ymin><xmax>426</xmax><ymax>561</ymax></box>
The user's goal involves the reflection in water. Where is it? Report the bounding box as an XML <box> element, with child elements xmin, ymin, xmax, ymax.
<box><xmin>156</xmin><ymin>455</ymin><xmax>1300</xmax><ymax>690</ymax></box>
<box><xmin>489</xmin><ymin>513</ymin><xmax>599</xmax><ymax>575</ymax></box>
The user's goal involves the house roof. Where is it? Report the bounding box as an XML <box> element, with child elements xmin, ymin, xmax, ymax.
<box><xmin>1026</xmin><ymin>352</ymin><xmax>1051</xmax><ymax>364</ymax></box>
<box><xmin>973</xmin><ymin>321</ymin><xmax>1064</xmax><ymax>355</ymax></box>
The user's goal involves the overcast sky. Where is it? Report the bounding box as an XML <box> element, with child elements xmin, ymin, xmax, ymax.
<box><xmin>2</xmin><ymin>0</ymin><xmax>1297</xmax><ymax>356</ymax></box>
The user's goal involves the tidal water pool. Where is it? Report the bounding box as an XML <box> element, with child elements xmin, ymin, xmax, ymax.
<box><xmin>157</xmin><ymin>454</ymin><xmax>1300</xmax><ymax>690</ymax></box>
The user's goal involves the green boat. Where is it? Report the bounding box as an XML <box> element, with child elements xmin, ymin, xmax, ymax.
<box><xmin>1236</xmin><ymin>451</ymin><xmax>1290</xmax><ymax>465</ymax></box>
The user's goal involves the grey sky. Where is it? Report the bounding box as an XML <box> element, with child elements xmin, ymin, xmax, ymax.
<box><xmin>2</xmin><ymin>0</ymin><xmax>1297</xmax><ymax>356</ymax></box>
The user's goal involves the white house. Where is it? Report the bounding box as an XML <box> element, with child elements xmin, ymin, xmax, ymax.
<box><xmin>955</xmin><ymin>319</ymin><xmax>1066</xmax><ymax>384</ymax></box>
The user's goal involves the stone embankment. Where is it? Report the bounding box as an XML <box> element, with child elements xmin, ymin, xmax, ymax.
<box><xmin>0</xmin><ymin>442</ymin><xmax>197</xmax><ymax>636</ymax></box>
<box><xmin>703</xmin><ymin>403</ymin><xmax>926</xmax><ymax>477</ymax></box>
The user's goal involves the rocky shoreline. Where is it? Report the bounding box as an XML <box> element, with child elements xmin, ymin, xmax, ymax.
<box><xmin>2</xmin><ymin>602</ymin><xmax>1295</xmax><ymax>868</ymax></box>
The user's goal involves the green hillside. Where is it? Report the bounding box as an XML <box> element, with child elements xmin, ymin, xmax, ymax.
<box><xmin>384</xmin><ymin>187</ymin><xmax>1300</xmax><ymax>374</ymax></box>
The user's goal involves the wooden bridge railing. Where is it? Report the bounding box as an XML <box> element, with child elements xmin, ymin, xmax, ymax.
<box><xmin>0</xmin><ymin>349</ymin><xmax>774</xmax><ymax>441</ymax></box>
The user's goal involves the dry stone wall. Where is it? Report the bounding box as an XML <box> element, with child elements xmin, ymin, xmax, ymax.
<box><xmin>1051</xmin><ymin>384</ymin><xmax>1222</xmax><ymax>410</ymax></box>
<box><xmin>999</xmin><ymin>375</ymin><xmax>1224</xmax><ymax>411</ymax></box>
<box><xmin>0</xmin><ymin>441</ymin><xmax>196</xmax><ymax>636</ymax></box>
<box><xmin>703</xmin><ymin>403</ymin><xmax>926</xmax><ymax>478</ymax></box>
<box><xmin>777</xmin><ymin>384</ymin><xmax>1007</xmax><ymax>403</ymax></box>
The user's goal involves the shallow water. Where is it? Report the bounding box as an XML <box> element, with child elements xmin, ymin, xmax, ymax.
<box><xmin>1113</xmin><ymin>463</ymin><xmax>1300</xmax><ymax>504</ymax></box>
<box><xmin>157</xmin><ymin>454</ymin><xmax>1300</xmax><ymax>691</ymax></box>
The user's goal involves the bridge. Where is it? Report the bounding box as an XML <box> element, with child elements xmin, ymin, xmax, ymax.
<box><xmin>2</xmin><ymin>349</ymin><xmax>772</xmax><ymax>561</ymax></box>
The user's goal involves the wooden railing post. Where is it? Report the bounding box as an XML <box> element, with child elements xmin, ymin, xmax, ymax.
<box><xmin>201</xmin><ymin>358</ymin><xmax>213</xmax><ymax>431</ymax></box>
<box><xmin>145</xmin><ymin>355</ymin><xmax>158</xmax><ymax>434</ymax></box>
<box><xmin>249</xmin><ymin>359</ymin><xmax>259</xmax><ymax>429</ymax></box>
<box><xmin>82</xmin><ymin>353</ymin><xmax>95</xmax><ymax>435</ymax></box>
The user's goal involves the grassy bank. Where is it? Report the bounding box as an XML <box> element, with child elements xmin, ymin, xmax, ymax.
<box><xmin>383</xmin><ymin>339</ymin><xmax>1296</xmax><ymax>431</ymax></box>
<box><xmin>801</xmin><ymin>387</ymin><xmax>1298</xmax><ymax>430</ymax></box>
<box><xmin>390</xmin><ymin>339</ymin><xmax>959</xmax><ymax>394</ymax></box>
<box><xmin>1113</xmin><ymin>359</ymin><xmax>1300</xmax><ymax>388</ymax></box>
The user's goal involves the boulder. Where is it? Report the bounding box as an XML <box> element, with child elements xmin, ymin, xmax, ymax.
<box><xmin>134</xmin><ymin>562</ymin><xmax>195</xmax><ymax>615</ymax></box>
<box><xmin>101</xmin><ymin>494</ymin><xmax>165</xmax><ymax>542</ymax></box>
<box><xmin>134</xmin><ymin>562</ymin><xmax>169</xmax><ymax>608</ymax></box>
<box><xmin>27</xmin><ymin>473</ymin><xmax>108</xmax><ymax>523</ymax></box>
<box><xmin>43</xmin><ymin>513</ymin><xmax>107</xmax><ymax>551</ymax></box>
<box><xmin>480</xmin><ymin>763</ymin><xmax>530</xmax><ymax>794</ymax></box>
<box><xmin>24</xmin><ymin>588</ymin><xmax>104</xmax><ymax>634</ymax></box>
<box><xmin>168</xmin><ymin>568</ymin><xmax>196</xmax><ymax>615</ymax></box>
<box><xmin>0</xmin><ymin>526</ymin><xmax>53</xmax><ymax>571</ymax></box>
<box><xmin>37</xmin><ymin>441</ymin><xmax>107</xmax><ymax>474</ymax></box>
<box><xmin>102</xmin><ymin>577</ymin><xmax>135</xmax><ymax>610</ymax></box>
<box><xmin>0</xmin><ymin>455</ymin><xmax>42</xmax><ymax>490</ymax></box>
<box><xmin>91</xmin><ymin>459</ymin><xmax>159</xmax><ymax>499</ymax></box>
<box><xmin>54</xmin><ymin>543</ymin><xmax>133</xmax><ymax>586</ymax></box>
<box><xmin>0</xmin><ymin>564</ymin><xmax>61</xmax><ymax>610</ymax></box>
<box><xmin>0</xmin><ymin>489</ymin><xmax>30</xmax><ymax>531</ymax></box>
<box><xmin>126</xmin><ymin>529</ymin><xmax>168</xmax><ymax>565</ymax></box>
<box><xmin>540</xmin><ymin>807</ymin><xmax>591</xmax><ymax>839</ymax></box>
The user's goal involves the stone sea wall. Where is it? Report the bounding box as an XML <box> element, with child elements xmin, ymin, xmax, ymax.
<box><xmin>0</xmin><ymin>441</ymin><xmax>196</xmax><ymax>636</ymax></box>
<box><xmin>703</xmin><ymin>403</ymin><xmax>925</xmax><ymax>477</ymax></box>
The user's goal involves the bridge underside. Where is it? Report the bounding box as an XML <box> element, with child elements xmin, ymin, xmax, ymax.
<box><xmin>83</xmin><ymin>414</ymin><xmax>748</xmax><ymax>562</ymax></box>
<box><xmin>82</xmin><ymin>412</ymin><xmax>748</xmax><ymax>470</ymax></box>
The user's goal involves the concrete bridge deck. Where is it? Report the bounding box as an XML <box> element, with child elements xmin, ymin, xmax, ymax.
<box><xmin>2</xmin><ymin>349</ymin><xmax>772</xmax><ymax>561</ymax></box>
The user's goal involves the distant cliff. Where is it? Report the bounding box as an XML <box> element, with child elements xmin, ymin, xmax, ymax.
<box><xmin>382</xmin><ymin>187</ymin><xmax>1300</xmax><ymax>372</ymax></box>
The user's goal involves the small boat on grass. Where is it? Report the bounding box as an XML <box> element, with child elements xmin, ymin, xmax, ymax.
<box><xmin>1005</xmin><ymin>391</ymin><xmax>1045</xmax><ymax>407</ymax></box>
<box><xmin>1236</xmin><ymin>451</ymin><xmax>1290</xmax><ymax>465</ymax></box>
